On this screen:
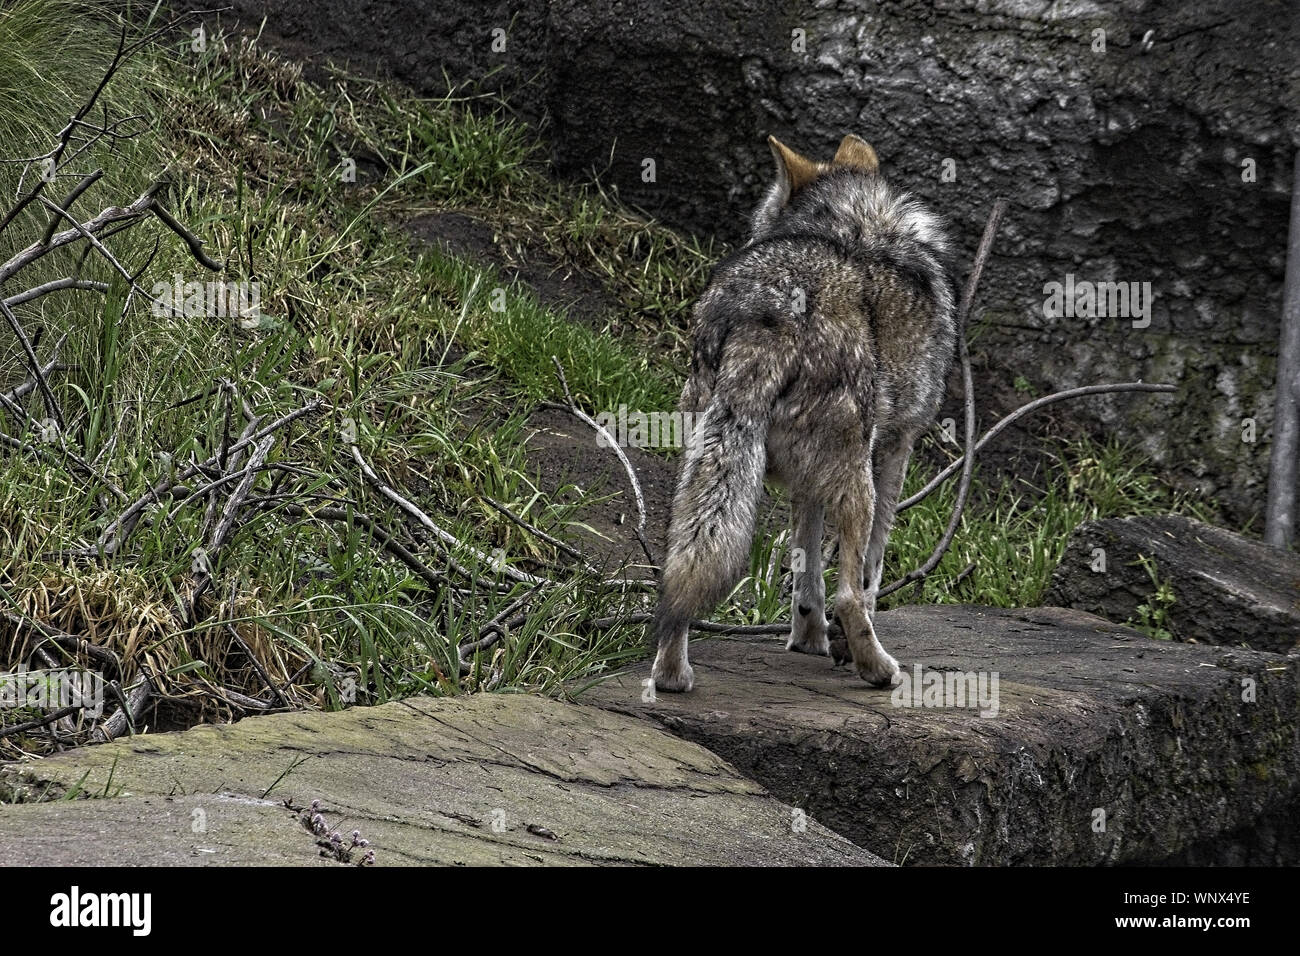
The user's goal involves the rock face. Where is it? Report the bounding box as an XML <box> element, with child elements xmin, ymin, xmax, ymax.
<box><xmin>579</xmin><ymin>605</ymin><xmax>1300</xmax><ymax>865</ymax></box>
<box><xmin>175</xmin><ymin>0</ymin><xmax>1299</xmax><ymax>523</ymax></box>
<box><xmin>0</xmin><ymin>694</ymin><xmax>883</xmax><ymax>866</ymax></box>
<box><xmin>1044</xmin><ymin>515</ymin><xmax>1300</xmax><ymax>653</ymax></box>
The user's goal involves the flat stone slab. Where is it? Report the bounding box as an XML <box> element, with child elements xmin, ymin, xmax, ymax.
<box><xmin>1045</xmin><ymin>515</ymin><xmax>1300</xmax><ymax>653</ymax></box>
<box><xmin>0</xmin><ymin>693</ymin><xmax>883</xmax><ymax>866</ymax></box>
<box><xmin>578</xmin><ymin>605</ymin><xmax>1300</xmax><ymax>865</ymax></box>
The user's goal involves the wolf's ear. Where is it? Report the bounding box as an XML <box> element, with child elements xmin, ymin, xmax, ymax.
<box><xmin>832</xmin><ymin>134</ymin><xmax>879</xmax><ymax>174</ymax></box>
<box><xmin>767</xmin><ymin>135</ymin><xmax>822</xmax><ymax>199</ymax></box>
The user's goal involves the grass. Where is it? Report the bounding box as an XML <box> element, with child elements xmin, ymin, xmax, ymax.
<box><xmin>715</xmin><ymin>435</ymin><xmax>1213</xmax><ymax>627</ymax></box>
<box><xmin>0</xmin><ymin>7</ymin><xmax>1214</xmax><ymax>755</ymax></box>
<box><xmin>0</xmin><ymin>14</ymin><xmax>666</xmax><ymax>753</ymax></box>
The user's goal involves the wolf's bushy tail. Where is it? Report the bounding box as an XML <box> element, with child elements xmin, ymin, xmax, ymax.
<box><xmin>651</xmin><ymin>399</ymin><xmax>767</xmax><ymax>647</ymax></box>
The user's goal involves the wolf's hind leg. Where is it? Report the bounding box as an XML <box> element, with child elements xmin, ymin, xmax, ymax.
<box><xmin>786</xmin><ymin>498</ymin><xmax>829</xmax><ymax>655</ymax></box>
<box><xmin>650</xmin><ymin>604</ymin><xmax>694</xmax><ymax>693</ymax></box>
<box><xmin>830</xmin><ymin>465</ymin><xmax>900</xmax><ymax>688</ymax></box>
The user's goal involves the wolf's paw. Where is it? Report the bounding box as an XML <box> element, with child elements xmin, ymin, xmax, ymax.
<box><xmin>786</xmin><ymin>622</ymin><xmax>830</xmax><ymax>656</ymax></box>
<box><xmin>854</xmin><ymin>649</ymin><xmax>901</xmax><ymax>689</ymax></box>
<box><xmin>652</xmin><ymin>657</ymin><xmax>695</xmax><ymax>693</ymax></box>
<box><xmin>786</xmin><ymin>633</ymin><xmax>830</xmax><ymax>656</ymax></box>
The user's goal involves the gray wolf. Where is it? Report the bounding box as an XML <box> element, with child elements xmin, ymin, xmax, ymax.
<box><xmin>649</xmin><ymin>133</ymin><xmax>958</xmax><ymax>693</ymax></box>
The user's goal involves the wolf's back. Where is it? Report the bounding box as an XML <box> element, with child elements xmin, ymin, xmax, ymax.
<box><xmin>683</xmin><ymin>222</ymin><xmax>955</xmax><ymax>442</ymax></box>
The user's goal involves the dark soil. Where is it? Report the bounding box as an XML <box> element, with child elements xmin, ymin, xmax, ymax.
<box><xmin>519</xmin><ymin>404</ymin><xmax>675</xmax><ymax>575</ymax></box>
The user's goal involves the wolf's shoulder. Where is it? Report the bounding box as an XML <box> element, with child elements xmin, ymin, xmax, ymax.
<box><xmin>705</xmin><ymin>231</ymin><xmax>856</xmax><ymax>291</ymax></box>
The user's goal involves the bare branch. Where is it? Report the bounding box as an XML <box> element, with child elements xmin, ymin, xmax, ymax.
<box><xmin>0</xmin><ymin>298</ymin><xmax>62</xmax><ymax>428</ymax></box>
<box><xmin>93</xmin><ymin>672</ymin><xmax>153</xmax><ymax>743</ymax></box>
<box><xmin>896</xmin><ymin>381</ymin><xmax>1178</xmax><ymax>514</ymax></box>
<box><xmin>153</xmin><ymin>200</ymin><xmax>222</xmax><ymax>271</ymax></box>
<box><xmin>545</xmin><ymin>355</ymin><xmax>655</xmax><ymax>565</ymax></box>
<box><xmin>0</xmin><ymin>26</ymin><xmax>128</xmax><ymax>236</ymax></box>
<box><xmin>0</xmin><ymin>706</ymin><xmax>81</xmax><ymax>740</ymax></box>
<box><xmin>36</xmin><ymin>194</ymin><xmax>169</xmax><ymax>311</ymax></box>
<box><xmin>349</xmin><ymin>440</ymin><xmax>550</xmax><ymax>586</ymax></box>
<box><xmin>223</xmin><ymin>578</ymin><xmax>289</xmax><ymax>709</ymax></box>
<box><xmin>277</xmin><ymin>502</ymin><xmax>449</xmax><ymax>592</ymax></box>
<box><xmin>3</xmin><ymin>278</ymin><xmax>109</xmax><ymax>308</ymax></box>
<box><xmin>458</xmin><ymin>585</ymin><xmax>544</xmax><ymax>673</ymax></box>
<box><xmin>184</xmin><ymin>434</ymin><xmax>276</xmax><ymax>619</ymax></box>
<box><xmin>0</xmin><ymin>332</ymin><xmax>63</xmax><ymax>417</ymax></box>
<box><xmin>0</xmin><ymin>178</ymin><xmax>165</xmax><ymax>284</ymax></box>
<box><xmin>1</xmin><ymin>608</ymin><xmax>122</xmax><ymax>675</ymax></box>
<box><xmin>0</xmin><ymin>425</ymin><xmax>129</xmax><ymax>502</ymax></box>
<box><xmin>97</xmin><ymin>398</ymin><xmax>323</xmax><ymax>553</ymax></box>
<box><xmin>40</xmin><ymin>168</ymin><xmax>104</xmax><ymax>246</ymax></box>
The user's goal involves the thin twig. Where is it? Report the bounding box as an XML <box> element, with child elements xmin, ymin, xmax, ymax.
<box><xmin>0</xmin><ymin>333</ymin><xmax>64</xmax><ymax>420</ymax></box>
<box><xmin>37</xmin><ymin>194</ymin><xmax>172</xmax><ymax>312</ymax></box>
<box><xmin>0</xmin><ymin>298</ymin><xmax>62</xmax><ymax>429</ymax></box>
<box><xmin>276</xmin><ymin>502</ymin><xmax>449</xmax><ymax>591</ymax></box>
<box><xmin>544</xmin><ymin>355</ymin><xmax>655</xmax><ymax>565</ymax></box>
<box><xmin>40</xmin><ymin>168</ymin><xmax>104</xmax><ymax>246</ymax></box>
<box><xmin>2</xmin><ymin>609</ymin><xmax>123</xmax><ymax>676</ymax></box>
<box><xmin>896</xmin><ymin>381</ymin><xmax>1178</xmax><ymax>513</ymax></box>
<box><xmin>0</xmin><ymin>26</ymin><xmax>128</xmax><ymax>236</ymax></box>
<box><xmin>349</xmin><ymin>441</ymin><xmax>550</xmax><ymax>586</ymax></box>
<box><xmin>184</xmin><ymin>434</ymin><xmax>276</xmax><ymax>619</ymax></box>
<box><xmin>97</xmin><ymin>398</ymin><xmax>323</xmax><ymax>553</ymax></box>
<box><xmin>482</xmin><ymin>495</ymin><xmax>590</xmax><ymax>566</ymax></box>
<box><xmin>878</xmin><ymin>197</ymin><xmax>1006</xmax><ymax>597</ymax></box>
<box><xmin>152</xmin><ymin>200</ymin><xmax>222</xmax><ymax>271</ymax></box>
<box><xmin>0</xmin><ymin>426</ymin><xmax>129</xmax><ymax>502</ymax></box>
<box><xmin>457</xmin><ymin>584</ymin><xmax>544</xmax><ymax>672</ymax></box>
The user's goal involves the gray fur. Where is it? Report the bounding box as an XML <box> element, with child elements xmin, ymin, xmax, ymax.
<box><xmin>651</xmin><ymin>135</ymin><xmax>957</xmax><ymax>693</ymax></box>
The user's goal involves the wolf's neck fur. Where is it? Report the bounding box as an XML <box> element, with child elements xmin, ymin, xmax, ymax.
<box><xmin>751</xmin><ymin>168</ymin><xmax>953</xmax><ymax>261</ymax></box>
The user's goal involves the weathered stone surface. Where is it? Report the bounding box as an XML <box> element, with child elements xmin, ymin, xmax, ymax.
<box><xmin>170</xmin><ymin>0</ymin><xmax>1300</xmax><ymax>521</ymax></box>
<box><xmin>0</xmin><ymin>693</ymin><xmax>883</xmax><ymax>866</ymax></box>
<box><xmin>1044</xmin><ymin>515</ymin><xmax>1300</xmax><ymax>653</ymax></box>
<box><xmin>0</xmin><ymin>796</ymin><xmax>337</xmax><ymax>867</ymax></box>
<box><xmin>578</xmin><ymin>605</ymin><xmax>1300</xmax><ymax>865</ymax></box>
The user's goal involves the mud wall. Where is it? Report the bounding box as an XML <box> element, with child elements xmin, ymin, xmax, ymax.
<box><xmin>174</xmin><ymin>0</ymin><xmax>1299</xmax><ymax>522</ymax></box>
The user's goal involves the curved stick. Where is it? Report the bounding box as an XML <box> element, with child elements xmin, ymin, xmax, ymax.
<box><xmin>897</xmin><ymin>382</ymin><xmax>1177</xmax><ymax>514</ymax></box>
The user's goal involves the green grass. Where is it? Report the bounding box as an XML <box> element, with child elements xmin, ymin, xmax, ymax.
<box><xmin>0</xmin><ymin>17</ymin><xmax>665</xmax><ymax>752</ymax></box>
<box><xmin>716</xmin><ymin>435</ymin><xmax>1213</xmax><ymax>626</ymax></box>
<box><xmin>0</xmin><ymin>8</ymin><xmax>1215</xmax><ymax>754</ymax></box>
<box><xmin>410</xmin><ymin>249</ymin><xmax>678</xmax><ymax>411</ymax></box>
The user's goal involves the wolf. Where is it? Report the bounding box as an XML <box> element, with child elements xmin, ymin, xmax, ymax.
<box><xmin>649</xmin><ymin>133</ymin><xmax>958</xmax><ymax>693</ymax></box>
